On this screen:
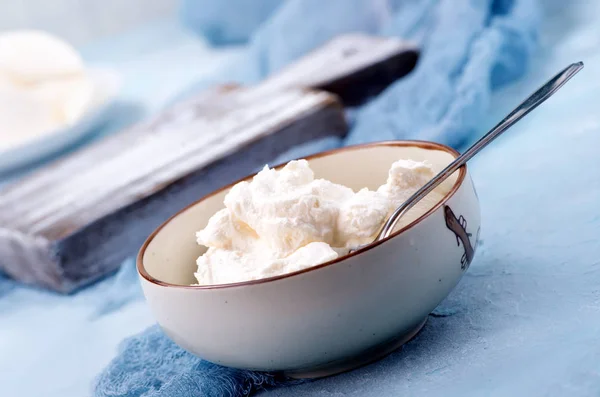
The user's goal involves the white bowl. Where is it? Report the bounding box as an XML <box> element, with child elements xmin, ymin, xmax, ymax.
<box><xmin>0</xmin><ymin>67</ymin><xmax>121</xmax><ymax>173</ymax></box>
<box><xmin>138</xmin><ymin>141</ymin><xmax>481</xmax><ymax>378</ymax></box>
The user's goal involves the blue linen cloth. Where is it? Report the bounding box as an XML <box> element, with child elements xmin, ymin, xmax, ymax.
<box><xmin>93</xmin><ymin>1</ymin><xmax>543</xmax><ymax>396</ymax></box>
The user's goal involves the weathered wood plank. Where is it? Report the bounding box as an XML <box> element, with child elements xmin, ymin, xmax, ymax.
<box><xmin>0</xmin><ymin>34</ymin><xmax>419</xmax><ymax>292</ymax></box>
<box><xmin>0</xmin><ymin>91</ymin><xmax>346</xmax><ymax>292</ymax></box>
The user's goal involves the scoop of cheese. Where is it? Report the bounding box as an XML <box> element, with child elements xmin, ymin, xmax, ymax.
<box><xmin>194</xmin><ymin>159</ymin><xmax>448</xmax><ymax>285</ymax></box>
<box><xmin>0</xmin><ymin>30</ymin><xmax>84</xmax><ymax>83</ymax></box>
<box><xmin>0</xmin><ymin>30</ymin><xmax>95</xmax><ymax>149</ymax></box>
<box><xmin>223</xmin><ymin>160</ymin><xmax>354</xmax><ymax>256</ymax></box>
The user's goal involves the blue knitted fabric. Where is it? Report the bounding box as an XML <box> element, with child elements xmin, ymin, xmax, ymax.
<box><xmin>94</xmin><ymin>325</ymin><xmax>304</xmax><ymax>396</ymax></box>
<box><xmin>95</xmin><ymin>1</ymin><xmax>539</xmax><ymax>396</ymax></box>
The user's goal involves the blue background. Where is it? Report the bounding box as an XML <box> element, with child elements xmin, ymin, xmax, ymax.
<box><xmin>1</xmin><ymin>1</ymin><xmax>599</xmax><ymax>396</ymax></box>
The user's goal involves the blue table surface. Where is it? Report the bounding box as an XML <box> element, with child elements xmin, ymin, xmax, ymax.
<box><xmin>2</xmin><ymin>2</ymin><xmax>600</xmax><ymax>396</ymax></box>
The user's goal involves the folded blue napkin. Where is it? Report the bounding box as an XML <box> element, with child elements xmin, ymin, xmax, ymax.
<box><xmin>95</xmin><ymin>0</ymin><xmax>539</xmax><ymax>396</ymax></box>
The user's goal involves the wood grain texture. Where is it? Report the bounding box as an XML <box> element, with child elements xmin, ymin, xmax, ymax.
<box><xmin>0</xmin><ymin>34</ymin><xmax>419</xmax><ymax>292</ymax></box>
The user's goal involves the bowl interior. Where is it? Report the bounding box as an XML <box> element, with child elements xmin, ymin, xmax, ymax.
<box><xmin>142</xmin><ymin>143</ymin><xmax>459</xmax><ymax>286</ymax></box>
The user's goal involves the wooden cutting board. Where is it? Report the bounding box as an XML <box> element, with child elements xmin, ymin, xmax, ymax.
<box><xmin>0</xmin><ymin>34</ymin><xmax>418</xmax><ymax>292</ymax></box>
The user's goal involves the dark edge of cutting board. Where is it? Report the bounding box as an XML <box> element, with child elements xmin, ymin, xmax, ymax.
<box><xmin>316</xmin><ymin>48</ymin><xmax>419</xmax><ymax>106</ymax></box>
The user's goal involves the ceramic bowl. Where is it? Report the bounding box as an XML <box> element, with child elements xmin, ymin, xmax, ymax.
<box><xmin>138</xmin><ymin>141</ymin><xmax>481</xmax><ymax>378</ymax></box>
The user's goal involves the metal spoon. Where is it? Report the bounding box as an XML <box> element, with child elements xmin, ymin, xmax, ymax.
<box><xmin>353</xmin><ymin>61</ymin><xmax>584</xmax><ymax>252</ymax></box>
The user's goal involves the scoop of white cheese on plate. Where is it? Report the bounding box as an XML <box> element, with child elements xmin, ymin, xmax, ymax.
<box><xmin>0</xmin><ymin>30</ymin><xmax>95</xmax><ymax>151</ymax></box>
<box><xmin>194</xmin><ymin>159</ymin><xmax>447</xmax><ymax>286</ymax></box>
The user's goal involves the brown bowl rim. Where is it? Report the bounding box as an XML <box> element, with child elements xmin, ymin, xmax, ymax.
<box><xmin>137</xmin><ymin>140</ymin><xmax>467</xmax><ymax>290</ymax></box>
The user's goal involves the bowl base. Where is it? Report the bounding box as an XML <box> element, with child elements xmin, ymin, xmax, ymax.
<box><xmin>283</xmin><ymin>317</ymin><xmax>428</xmax><ymax>379</ymax></box>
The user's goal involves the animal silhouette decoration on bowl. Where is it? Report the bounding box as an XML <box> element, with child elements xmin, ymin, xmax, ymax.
<box><xmin>443</xmin><ymin>205</ymin><xmax>480</xmax><ymax>270</ymax></box>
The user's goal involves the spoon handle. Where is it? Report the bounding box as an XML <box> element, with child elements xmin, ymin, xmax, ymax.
<box><xmin>377</xmin><ymin>61</ymin><xmax>584</xmax><ymax>240</ymax></box>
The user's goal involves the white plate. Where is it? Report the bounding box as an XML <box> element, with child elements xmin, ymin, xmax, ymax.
<box><xmin>0</xmin><ymin>67</ymin><xmax>121</xmax><ymax>174</ymax></box>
